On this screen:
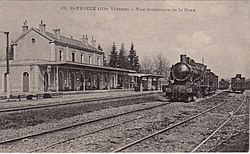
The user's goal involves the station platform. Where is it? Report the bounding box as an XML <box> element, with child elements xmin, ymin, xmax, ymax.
<box><xmin>0</xmin><ymin>89</ymin><xmax>161</xmax><ymax>109</ymax></box>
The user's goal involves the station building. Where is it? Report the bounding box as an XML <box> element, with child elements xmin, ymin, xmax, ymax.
<box><xmin>0</xmin><ymin>21</ymin><xmax>166</xmax><ymax>97</ymax></box>
<box><xmin>0</xmin><ymin>21</ymin><xmax>137</xmax><ymax>95</ymax></box>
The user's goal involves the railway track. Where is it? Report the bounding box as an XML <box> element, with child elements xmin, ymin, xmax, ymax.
<box><xmin>0</xmin><ymin>101</ymin><xmax>171</xmax><ymax>148</ymax></box>
<box><xmin>28</xmin><ymin>92</ymin><xmax>229</xmax><ymax>152</ymax></box>
<box><xmin>0</xmin><ymin>92</ymin><xmax>161</xmax><ymax>113</ymax></box>
<box><xmin>190</xmin><ymin>93</ymin><xmax>246</xmax><ymax>152</ymax></box>
<box><xmin>29</xmin><ymin>114</ymin><xmax>152</xmax><ymax>152</ymax></box>
<box><xmin>1</xmin><ymin>91</ymin><xmax>242</xmax><ymax>152</ymax></box>
<box><xmin>111</xmin><ymin>93</ymin><xmax>246</xmax><ymax>152</ymax></box>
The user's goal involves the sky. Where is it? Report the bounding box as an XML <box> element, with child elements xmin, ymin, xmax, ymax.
<box><xmin>0</xmin><ymin>1</ymin><xmax>249</xmax><ymax>79</ymax></box>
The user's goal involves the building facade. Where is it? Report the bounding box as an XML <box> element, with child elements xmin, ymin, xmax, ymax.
<box><xmin>0</xmin><ymin>21</ymin><xmax>135</xmax><ymax>95</ymax></box>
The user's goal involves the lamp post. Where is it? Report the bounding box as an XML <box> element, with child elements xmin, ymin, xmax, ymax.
<box><xmin>4</xmin><ymin>32</ymin><xmax>9</xmax><ymax>74</ymax></box>
<box><xmin>0</xmin><ymin>31</ymin><xmax>10</xmax><ymax>101</ymax></box>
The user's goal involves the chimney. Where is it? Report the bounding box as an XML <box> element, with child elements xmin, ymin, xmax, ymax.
<box><xmin>91</xmin><ymin>36</ymin><xmax>96</xmax><ymax>47</ymax></box>
<box><xmin>180</xmin><ymin>54</ymin><xmax>187</xmax><ymax>63</ymax></box>
<box><xmin>22</xmin><ymin>20</ymin><xmax>29</xmax><ymax>33</ymax></box>
<box><xmin>53</xmin><ymin>29</ymin><xmax>60</xmax><ymax>39</ymax></box>
<box><xmin>39</xmin><ymin>20</ymin><xmax>46</xmax><ymax>33</ymax></box>
<box><xmin>81</xmin><ymin>35</ymin><xmax>88</xmax><ymax>46</ymax></box>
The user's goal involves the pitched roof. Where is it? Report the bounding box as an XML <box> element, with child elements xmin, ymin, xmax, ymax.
<box><xmin>13</xmin><ymin>27</ymin><xmax>103</xmax><ymax>54</ymax></box>
<box><xmin>44</xmin><ymin>31</ymin><xmax>102</xmax><ymax>53</ymax></box>
<box><xmin>13</xmin><ymin>27</ymin><xmax>53</xmax><ymax>44</ymax></box>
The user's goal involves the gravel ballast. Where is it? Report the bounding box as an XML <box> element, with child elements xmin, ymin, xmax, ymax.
<box><xmin>0</xmin><ymin>91</ymin><xmax>248</xmax><ymax>152</ymax></box>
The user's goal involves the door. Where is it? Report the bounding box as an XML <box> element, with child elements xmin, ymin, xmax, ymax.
<box><xmin>80</xmin><ymin>74</ymin><xmax>84</xmax><ymax>90</ymax></box>
<box><xmin>44</xmin><ymin>72</ymin><xmax>48</xmax><ymax>92</ymax></box>
<box><xmin>111</xmin><ymin>75</ymin><xmax>115</xmax><ymax>89</ymax></box>
<box><xmin>23</xmin><ymin>72</ymin><xmax>29</xmax><ymax>92</ymax></box>
<box><xmin>70</xmin><ymin>73</ymin><xmax>75</xmax><ymax>90</ymax></box>
<box><xmin>59</xmin><ymin>72</ymin><xmax>63</xmax><ymax>91</ymax></box>
<box><xmin>97</xmin><ymin>75</ymin><xmax>100</xmax><ymax>90</ymax></box>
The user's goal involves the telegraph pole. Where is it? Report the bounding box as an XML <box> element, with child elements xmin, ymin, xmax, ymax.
<box><xmin>4</xmin><ymin>32</ymin><xmax>10</xmax><ymax>101</ymax></box>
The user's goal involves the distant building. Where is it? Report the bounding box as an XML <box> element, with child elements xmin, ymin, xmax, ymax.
<box><xmin>0</xmin><ymin>21</ymin><xmax>135</xmax><ymax>95</ymax></box>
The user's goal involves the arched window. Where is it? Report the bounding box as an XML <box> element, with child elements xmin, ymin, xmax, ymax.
<box><xmin>81</xmin><ymin>54</ymin><xmax>84</xmax><ymax>63</ymax></box>
<box><xmin>44</xmin><ymin>71</ymin><xmax>48</xmax><ymax>92</ymax></box>
<box><xmin>72</xmin><ymin>52</ymin><xmax>75</xmax><ymax>62</ymax></box>
<box><xmin>89</xmin><ymin>55</ymin><xmax>92</xmax><ymax>64</ymax></box>
<box><xmin>23</xmin><ymin>72</ymin><xmax>29</xmax><ymax>92</ymax></box>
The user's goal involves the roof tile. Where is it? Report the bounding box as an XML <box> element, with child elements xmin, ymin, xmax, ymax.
<box><xmin>44</xmin><ymin>31</ymin><xmax>102</xmax><ymax>53</ymax></box>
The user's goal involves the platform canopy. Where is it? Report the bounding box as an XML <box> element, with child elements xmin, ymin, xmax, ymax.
<box><xmin>128</xmin><ymin>73</ymin><xmax>166</xmax><ymax>78</ymax></box>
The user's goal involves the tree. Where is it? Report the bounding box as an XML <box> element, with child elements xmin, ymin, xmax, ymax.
<box><xmin>134</xmin><ymin>55</ymin><xmax>140</xmax><ymax>72</ymax></box>
<box><xmin>98</xmin><ymin>44</ymin><xmax>107</xmax><ymax>66</ymax></box>
<box><xmin>141</xmin><ymin>53</ymin><xmax>170</xmax><ymax>76</ymax></box>
<box><xmin>141</xmin><ymin>56</ymin><xmax>153</xmax><ymax>74</ymax></box>
<box><xmin>108</xmin><ymin>42</ymin><xmax>118</xmax><ymax>68</ymax></box>
<box><xmin>152</xmin><ymin>53</ymin><xmax>170</xmax><ymax>75</ymax></box>
<box><xmin>118</xmin><ymin>43</ymin><xmax>129</xmax><ymax>69</ymax></box>
<box><xmin>128</xmin><ymin>42</ymin><xmax>140</xmax><ymax>72</ymax></box>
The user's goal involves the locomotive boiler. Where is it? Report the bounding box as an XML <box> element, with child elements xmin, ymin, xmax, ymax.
<box><xmin>165</xmin><ymin>55</ymin><xmax>218</xmax><ymax>102</ymax></box>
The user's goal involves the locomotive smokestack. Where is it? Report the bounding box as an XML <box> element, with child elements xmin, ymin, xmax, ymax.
<box><xmin>180</xmin><ymin>55</ymin><xmax>187</xmax><ymax>63</ymax></box>
<box><xmin>187</xmin><ymin>57</ymin><xmax>191</xmax><ymax>64</ymax></box>
<box><xmin>191</xmin><ymin>59</ymin><xmax>195</xmax><ymax>64</ymax></box>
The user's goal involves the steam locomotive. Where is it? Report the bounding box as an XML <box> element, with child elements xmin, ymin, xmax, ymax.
<box><xmin>231</xmin><ymin>74</ymin><xmax>246</xmax><ymax>93</ymax></box>
<box><xmin>165</xmin><ymin>55</ymin><xmax>218</xmax><ymax>102</ymax></box>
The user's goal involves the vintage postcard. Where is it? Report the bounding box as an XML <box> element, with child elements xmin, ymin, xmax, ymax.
<box><xmin>0</xmin><ymin>0</ymin><xmax>249</xmax><ymax>153</ymax></box>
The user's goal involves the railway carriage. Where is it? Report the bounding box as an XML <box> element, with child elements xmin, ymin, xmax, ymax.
<box><xmin>231</xmin><ymin>74</ymin><xmax>246</xmax><ymax>93</ymax></box>
<box><xmin>246</xmin><ymin>80</ymin><xmax>250</xmax><ymax>90</ymax></box>
<box><xmin>165</xmin><ymin>55</ymin><xmax>218</xmax><ymax>102</ymax></box>
<box><xmin>218</xmin><ymin>79</ymin><xmax>230</xmax><ymax>90</ymax></box>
